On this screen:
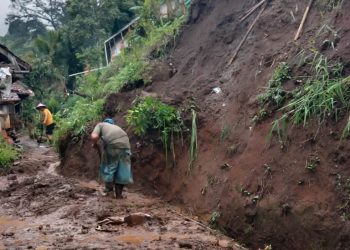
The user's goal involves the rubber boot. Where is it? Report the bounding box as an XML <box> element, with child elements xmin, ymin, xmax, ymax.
<box><xmin>115</xmin><ymin>184</ymin><xmax>124</xmax><ymax>199</ymax></box>
<box><xmin>102</xmin><ymin>182</ymin><xmax>114</xmax><ymax>197</ymax></box>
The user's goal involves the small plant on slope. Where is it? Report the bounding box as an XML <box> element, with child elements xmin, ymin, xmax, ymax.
<box><xmin>257</xmin><ymin>62</ymin><xmax>291</xmax><ymax>109</ymax></box>
<box><xmin>267</xmin><ymin>52</ymin><xmax>350</xmax><ymax>144</ymax></box>
<box><xmin>126</xmin><ymin>96</ymin><xmax>183</xmax><ymax>164</ymax></box>
<box><xmin>267</xmin><ymin>114</ymin><xmax>288</xmax><ymax>146</ymax></box>
<box><xmin>209</xmin><ymin>211</ymin><xmax>221</xmax><ymax>230</ymax></box>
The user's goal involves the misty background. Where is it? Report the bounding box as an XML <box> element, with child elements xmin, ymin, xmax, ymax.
<box><xmin>0</xmin><ymin>0</ymin><xmax>11</xmax><ymax>36</ymax></box>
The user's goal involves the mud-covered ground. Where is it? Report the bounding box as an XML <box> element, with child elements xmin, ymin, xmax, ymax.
<box><xmin>0</xmin><ymin>138</ymin><xmax>244</xmax><ymax>250</ymax></box>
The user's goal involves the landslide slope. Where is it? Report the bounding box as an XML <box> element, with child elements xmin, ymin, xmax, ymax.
<box><xmin>61</xmin><ymin>0</ymin><xmax>350</xmax><ymax>249</ymax></box>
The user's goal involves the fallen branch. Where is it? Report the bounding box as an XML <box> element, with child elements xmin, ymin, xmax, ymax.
<box><xmin>294</xmin><ymin>0</ymin><xmax>314</xmax><ymax>41</ymax></box>
<box><xmin>95</xmin><ymin>225</ymin><xmax>120</xmax><ymax>232</ymax></box>
<box><xmin>69</xmin><ymin>90</ymin><xmax>91</xmax><ymax>99</ymax></box>
<box><xmin>228</xmin><ymin>3</ymin><xmax>267</xmax><ymax>65</ymax></box>
<box><xmin>239</xmin><ymin>0</ymin><xmax>266</xmax><ymax>23</ymax></box>
<box><xmin>168</xmin><ymin>207</ymin><xmax>218</xmax><ymax>234</ymax></box>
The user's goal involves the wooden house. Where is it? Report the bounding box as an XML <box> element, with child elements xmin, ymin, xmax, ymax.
<box><xmin>0</xmin><ymin>44</ymin><xmax>32</xmax><ymax>131</ymax></box>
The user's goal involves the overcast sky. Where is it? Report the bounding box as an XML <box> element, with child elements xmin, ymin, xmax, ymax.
<box><xmin>0</xmin><ymin>0</ymin><xmax>12</xmax><ymax>36</ymax></box>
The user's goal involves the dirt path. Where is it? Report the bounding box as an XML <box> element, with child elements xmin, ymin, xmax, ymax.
<box><xmin>0</xmin><ymin>138</ymin><xmax>244</xmax><ymax>250</ymax></box>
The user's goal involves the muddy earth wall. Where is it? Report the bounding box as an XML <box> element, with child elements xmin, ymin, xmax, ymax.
<box><xmin>60</xmin><ymin>0</ymin><xmax>350</xmax><ymax>249</ymax></box>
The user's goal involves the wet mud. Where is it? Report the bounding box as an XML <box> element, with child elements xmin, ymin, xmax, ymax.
<box><xmin>0</xmin><ymin>138</ymin><xmax>244</xmax><ymax>250</ymax></box>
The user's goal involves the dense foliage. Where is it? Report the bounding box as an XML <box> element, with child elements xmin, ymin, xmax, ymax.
<box><xmin>0</xmin><ymin>137</ymin><xmax>19</xmax><ymax>169</ymax></box>
<box><xmin>126</xmin><ymin>96</ymin><xmax>183</xmax><ymax>137</ymax></box>
<box><xmin>53</xmin><ymin>98</ymin><xmax>104</xmax><ymax>141</ymax></box>
<box><xmin>51</xmin><ymin>0</ymin><xmax>186</xmax><ymax>147</ymax></box>
<box><xmin>2</xmin><ymin>0</ymin><xmax>142</xmax><ymax>100</ymax></box>
<box><xmin>1</xmin><ymin>0</ymin><xmax>189</xmax><ymax>161</ymax></box>
<box><xmin>126</xmin><ymin>96</ymin><xmax>184</xmax><ymax>163</ymax></box>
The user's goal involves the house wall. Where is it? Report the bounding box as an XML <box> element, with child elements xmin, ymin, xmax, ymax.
<box><xmin>0</xmin><ymin>105</ymin><xmax>11</xmax><ymax>130</ymax></box>
<box><xmin>111</xmin><ymin>38</ymin><xmax>128</xmax><ymax>61</ymax></box>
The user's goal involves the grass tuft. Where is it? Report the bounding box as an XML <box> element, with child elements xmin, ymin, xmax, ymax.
<box><xmin>266</xmin><ymin>51</ymin><xmax>350</xmax><ymax>144</ymax></box>
<box><xmin>0</xmin><ymin>137</ymin><xmax>20</xmax><ymax>169</ymax></box>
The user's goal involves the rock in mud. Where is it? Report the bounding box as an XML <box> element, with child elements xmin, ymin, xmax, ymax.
<box><xmin>21</xmin><ymin>177</ymin><xmax>35</xmax><ymax>186</ymax></box>
<box><xmin>160</xmin><ymin>226</ymin><xmax>167</xmax><ymax>232</ymax></box>
<box><xmin>7</xmin><ymin>174</ymin><xmax>17</xmax><ymax>181</ymax></box>
<box><xmin>12</xmin><ymin>161</ymin><xmax>20</xmax><ymax>166</ymax></box>
<box><xmin>8</xmin><ymin>180</ymin><xmax>19</xmax><ymax>190</ymax></box>
<box><xmin>81</xmin><ymin>225</ymin><xmax>89</xmax><ymax>234</ymax></box>
<box><xmin>2</xmin><ymin>230</ymin><xmax>15</xmax><ymax>237</ymax></box>
<box><xmin>33</xmin><ymin>182</ymin><xmax>50</xmax><ymax>189</ymax></box>
<box><xmin>57</xmin><ymin>184</ymin><xmax>73</xmax><ymax>195</ymax></box>
<box><xmin>178</xmin><ymin>241</ymin><xmax>193</xmax><ymax>249</ymax></box>
<box><xmin>217</xmin><ymin>239</ymin><xmax>232</xmax><ymax>248</ymax></box>
<box><xmin>124</xmin><ymin>212</ymin><xmax>152</xmax><ymax>226</ymax></box>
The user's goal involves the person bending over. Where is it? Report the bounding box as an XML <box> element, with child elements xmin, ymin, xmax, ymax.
<box><xmin>91</xmin><ymin>118</ymin><xmax>133</xmax><ymax>199</ymax></box>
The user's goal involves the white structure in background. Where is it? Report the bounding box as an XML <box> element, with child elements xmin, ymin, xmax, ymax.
<box><xmin>0</xmin><ymin>67</ymin><xmax>12</xmax><ymax>130</ymax></box>
<box><xmin>0</xmin><ymin>67</ymin><xmax>12</xmax><ymax>95</ymax></box>
<box><xmin>0</xmin><ymin>44</ymin><xmax>32</xmax><ymax>131</ymax></box>
<box><xmin>103</xmin><ymin>0</ymin><xmax>191</xmax><ymax>66</ymax></box>
<box><xmin>104</xmin><ymin>17</ymin><xmax>140</xmax><ymax>66</ymax></box>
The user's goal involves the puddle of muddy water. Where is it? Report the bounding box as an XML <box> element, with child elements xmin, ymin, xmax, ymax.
<box><xmin>115</xmin><ymin>232</ymin><xmax>160</xmax><ymax>245</ymax></box>
<box><xmin>35</xmin><ymin>247</ymin><xmax>48</xmax><ymax>250</ymax></box>
<box><xmin>0</xmin><ymin>178</ymin><xmax>9</xmax><ymax>190</ymax></box>
<box><xmin>77</xmin><ymin>180</ymin><xmax>100</xmax><ymax>190</ymax></box>
<box><xmin>0</xmin><ymin>216</ymin><xmax>26</xmax><ymax>229</ymax></box>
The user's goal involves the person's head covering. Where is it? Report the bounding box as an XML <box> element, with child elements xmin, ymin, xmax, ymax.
<box><xmin>103</xmin><ymin>118</ymin><xmax>115</xmax><ymax>125</ymax></box>
<box><xmin>35</xmin><ymin>103</ymin><xmax>46</xmax><ymax>110</ymax></box>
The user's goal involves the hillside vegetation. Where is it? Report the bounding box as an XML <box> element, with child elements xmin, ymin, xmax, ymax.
<box><xmin>4</xmin><ymin>0</ymin><xmax>350</xmax><ymax>249</ymax></box>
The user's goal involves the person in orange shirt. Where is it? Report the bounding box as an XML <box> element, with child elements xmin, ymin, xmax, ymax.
<box><xmin>36</xmin><ymin>103</ymin><xmax>55</xmax><ymax>143</ymax></box>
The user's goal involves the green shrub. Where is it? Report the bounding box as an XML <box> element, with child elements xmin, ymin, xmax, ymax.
<box><xmin>126</xmin><ymin>96</ymin><xmax>183</xmax><ymax>162</ymax></box>
<box><xmin>103</xmin><ymin>58</ymin><xmax>151</xmax><ymax>93</ymax></box>
<box><xmin>126</xmin><ymin>96</ymin><xmax>183</xmax><ymax>136</ymax></box>
<box><xmin>252</xmin><ymin>108</ymin><xmax>269</xmax><ymax>124</ymax></box>
<box><xmin>0</xmin><ymin>138</ymin><xmax>19</xmax><ymax>169</ymax></box>
<box><xmin>75</xmin><ymin>72</ymin><xmax>106</xmax><ymax>99</ymax></box>
<box><xmin>257</xmin><ymin>62</ymin><xmax>291</xmax><ymax>109</ymax></box>
<box><xmin>209</xmin><ymin>211</ymin><xmax>221</xmax><ymax>230</ymax></box>
<box><xmin>102</xmin><ymin>14</ymin><xmax>184</xmax><ymax>93</ymax></box>
<box><xmin>53</xmin><ymin>98</ymin><xmax>104</xmax><ymax>147</ymax></box>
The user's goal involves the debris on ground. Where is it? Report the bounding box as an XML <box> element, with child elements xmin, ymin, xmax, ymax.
<box><xmin>0</xmin><ymin>137</ymin><xmax>245</xmax><ymax>249</ymax></box>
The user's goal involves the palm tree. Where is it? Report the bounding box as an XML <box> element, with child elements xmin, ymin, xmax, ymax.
<box><xmin>34</xmin><ymin>30</ymin><xmax>63</xmax><ymax>61</ymax></box>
